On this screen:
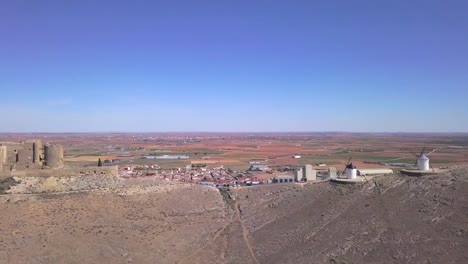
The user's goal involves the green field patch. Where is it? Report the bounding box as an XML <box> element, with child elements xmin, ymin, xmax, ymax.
<box><xmin>226</xmin><ymin>163</ymin><xmax>250</xmax><ymax>170</ymax></box>
<box><xmin>427</xmin><ymin>140</ymin><xmax>468</xmax><ymax>146</ymax></box>
<box><xmin>157</xmin><ymin>160</ymin><xmax>189</xmax><ymax>169</ymax></box>
<box><xmin>349</xmin><ymin>149</ymin><xmax>386</xmax><ymax>153</ymax></box>
<box><xmin>67</xmin><ymin>148</ymin><xmax>88</xmax><ymax>153</ymax></box>
<box><xmin>221</xmin><ymin>153</ymin><xmax>259</xmax><ymax>159</ymax></box>
<box><xmin>145</xmin><ymin>152</ymin><xmax>176</xmax><ymax>156</ymax></box>
<box><xmin>73</xmin><ymin>152</ymin><xmax>108</xmax><ymax>157</ymax></box>
<box><xmin>296</xmin><ymin>158</ymin><xmax>341</xmax><ymax>166</ymax></box>
<box><xmin>187</xmin><ymin>149</ymin><xmax>224</xmax><ymax>155</ymax></box>
<box><xmin>148</xmin><ymin>149</ymin><xmax>171</xmax><ymax>152</ymax></box>
<box><xmin>333</xmin><ymin>154</ymin><xmax>400</xmax><ymax>161</ymax></box>
<box><xmin>381</xmin><ymin>158</ymin><xmax>415</xmax><ymax>164</ymax></box>
<box><xmin>428</xmin><ymin>159</ymin><xmax>457</xmax><ymax>163</ymax></box>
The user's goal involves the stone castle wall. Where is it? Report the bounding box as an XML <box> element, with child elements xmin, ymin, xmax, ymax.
<box><xmin>0</xmin><ymin>165</ymin><xmax>119</xmax><ymax>179</ymax></box>
<box><xmin>0</xmin><ymin>165</ymin><xmax>121</xmax><ymax>194</ymax></box>
<box><xmin>0</xmin><ymin>139</ymin><xmax>64</xmax><ymax>172</ymax></box>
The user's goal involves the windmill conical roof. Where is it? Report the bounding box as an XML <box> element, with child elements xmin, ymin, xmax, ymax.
<box><xmin>418</xmin><ymin>154</ymin><xmax>429</xmax><ymax>160</ymax></box>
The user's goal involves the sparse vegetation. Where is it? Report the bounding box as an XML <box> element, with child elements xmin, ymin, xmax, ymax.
<box><xmin>219</xmin><ymin>188</ymin><xmax>235</xmax><ymax>207</ymax></box>
<box><xmin>0</xmin><ymin>177</ymin><xmax>20</xmax><ymax>194</ymax></box>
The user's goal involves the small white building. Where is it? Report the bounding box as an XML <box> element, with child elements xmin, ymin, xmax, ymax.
<box><xmin>303</xmin><ymin>164</ymin><xmax>316</xmax><ymax>181</ymax></box>
<box><xmin>293</xmin><ymin>155</ymin><xmax>301</xmax><ymax>159</ymax></box>
<box><xmin>358</xmin><ymin>169</ymin><xmax>393</xmax><ymax>176</ymax></box>
<box><xmin>294</xmin><ymin>168</ymin><xmax>303</xmax><ymax>182</ymax></box>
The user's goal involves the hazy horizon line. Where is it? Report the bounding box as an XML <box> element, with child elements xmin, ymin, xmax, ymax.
<box><xmin>1</xmin><ymin>131</ymin><xmax>468</xmax><ymax>134</ymax></box>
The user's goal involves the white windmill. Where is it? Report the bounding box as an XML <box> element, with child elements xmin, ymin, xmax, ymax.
<box><xmin>415</xmin><ymin>147</ymin><xmax>433</xmax><ymax>171</ymax></box>
<box><xmin>342</xmin><ymin>157</ymin><xmax>357</xmax><ymax>179</ymax></box>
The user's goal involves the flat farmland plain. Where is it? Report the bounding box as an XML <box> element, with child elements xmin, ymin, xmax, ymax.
<box><xmin>1</xmin><ymin>133</ymin><xmax>467</xmax><ymax>170</ymax></box>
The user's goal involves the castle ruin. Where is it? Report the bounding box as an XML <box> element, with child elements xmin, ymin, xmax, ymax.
<box><xmin>0</xmin><ymin>139</ymin><xmax>64</xmax><ymax>172</ymax></box>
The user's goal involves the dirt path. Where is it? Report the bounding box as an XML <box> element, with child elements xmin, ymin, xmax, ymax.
<box><xmin>235</xmin><ymin>201</ymin><xmax>260</xmax><ymax>264</ymax></box>
<box><xmin>177</xmin><ymin>221</ymin><xmax>232</xmax><ymax>264</ymax></box>
<box><xmin>427</xmin><ymin>147</ymin><xmax>443</xmax><ymax>155</ymax></box>
<box><xmin>381</xmin><ymin>156</ymin><xmax>410</xmax><ymax>162</ymax></box>
<box><xmin>177</xmin><ymin>201</ymin><xmax>236</xmax><ymax>264</ymax></box>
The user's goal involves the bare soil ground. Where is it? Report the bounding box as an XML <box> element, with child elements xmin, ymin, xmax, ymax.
<box><xmin>1</xmin><ymin>166</ymin><xmax>467</xmax><ymax>263</ymax></box>
<box><xmin>0</xmin><ymin>183</ymin><xmax>231</xmax><ymax>264</ymax></box>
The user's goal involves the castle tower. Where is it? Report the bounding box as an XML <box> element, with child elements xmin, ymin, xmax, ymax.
<box><xmin>33</xmin><ymin>139</ymin><xmax>43</xmax><ymax>164</ymax></box>
<box><xmin>0</xmin><ymin>145</ymin><xmax>6</xmax><ymax>172</ymax></box>
<box><xmin>44</xmin><ymin>144</ymin><xmax>64</xmax><ymax>168</ymax></box>
<box><xmin>17</xmin><ymin>141</ymin><xmax>34</xmax><ymax>164</ymax></box>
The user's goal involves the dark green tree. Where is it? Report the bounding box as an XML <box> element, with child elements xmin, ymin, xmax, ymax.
<box><xmin>98</xmin><ymin>158</ymin><xmax>102</xmax><ymax>167</ymax></box>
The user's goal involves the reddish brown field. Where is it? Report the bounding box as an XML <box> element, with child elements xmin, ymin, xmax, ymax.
<box><xmin>1</xmin><ymin>133</ymin><xmax>467</xmax><ymax>170</ymax></box>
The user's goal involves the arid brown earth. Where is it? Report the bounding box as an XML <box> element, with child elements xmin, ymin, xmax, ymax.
<box><xmin>1</xmin><ymin>167</ymin><xmax>467</xmax><ymax>264</ymax></box>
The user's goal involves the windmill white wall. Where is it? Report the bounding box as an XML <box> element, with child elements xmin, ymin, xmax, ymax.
<box><xmin>417</xmin><ymin>154</ymin><xmax>430</xmax><ymax>170</ymax></box>
<box><xmin>345</xmin><ymin>168</ymin><xmax>357</xmax><ymax>179</ymax></box>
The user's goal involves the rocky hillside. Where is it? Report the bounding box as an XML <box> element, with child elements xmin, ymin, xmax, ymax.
<box><xmin>231</xmin><ymin>167</ymin><xmax>468</xmax><ymax>263</ymax></box>
<box><xmin>0</xmin><ymin>167</ymin><xmax>467</xmax><ymax>264</ymax></box>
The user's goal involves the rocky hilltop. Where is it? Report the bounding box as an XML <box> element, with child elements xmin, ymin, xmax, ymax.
<box><xmin>0</xmin><ymin>167</ymin><xmax>467</xmax><ymax>264</ymax></box>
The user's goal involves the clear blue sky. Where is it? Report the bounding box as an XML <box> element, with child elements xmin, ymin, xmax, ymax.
<box><xmin>1</xmin><ymin>0</ymin><xmax>467</xmax><ymax>132</ymax></box>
